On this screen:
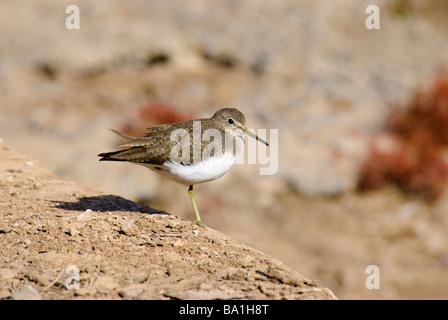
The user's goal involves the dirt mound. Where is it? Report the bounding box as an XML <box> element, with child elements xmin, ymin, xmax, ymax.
<box><xmin>0</xmin><ymin>141</ymin><xmax>335</xmax><ymax>300</ymax></box>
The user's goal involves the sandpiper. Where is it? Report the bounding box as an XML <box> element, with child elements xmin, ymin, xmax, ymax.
<box><xmin>98</xmin><ymin>108</ymin><xmax>269</xmax><ymax>227</ymax></box>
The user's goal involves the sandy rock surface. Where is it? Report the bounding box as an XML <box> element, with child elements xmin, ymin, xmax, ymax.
<box><xmin>0</xmin><ymin>142</ymin><xmax>335</xmax><ymax>300</ymax></box>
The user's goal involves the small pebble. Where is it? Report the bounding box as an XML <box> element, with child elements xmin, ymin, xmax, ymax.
<box><xmin>12</xmin><ymin>285</ymin><xmax>42</xmax><ymax>300</ymax></box>
<box><xmin>77</xmin><ymin>209</ymin><xmax>95</xmax><ymax>221</ymax></box>
<box><xmin>120</xmin><ymin>219</ymin><xmax>136</xmax><ymax>235</ymax></box>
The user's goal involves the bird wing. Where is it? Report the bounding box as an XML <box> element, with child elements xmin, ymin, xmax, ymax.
<box><xmin>100</xmin><ymin>122</ymin><xmax>194</xmax><ymax>165</ymax></box>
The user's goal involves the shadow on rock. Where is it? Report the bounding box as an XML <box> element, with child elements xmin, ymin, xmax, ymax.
<box><xmin>51</xmin><ymin>195</ymin><xmax>169</xmax><ymax>215</ymax></box>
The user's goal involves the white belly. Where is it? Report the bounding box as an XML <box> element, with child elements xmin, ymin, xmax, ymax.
<box><xmin>161</xmin><ymin>151</ymin><xmax>238</xmax><ymax>185</ymax></box>
<box><xmin>139</xmin><ymin>135</ymin><xmax>244</xmax><ymax>185</ymax></box>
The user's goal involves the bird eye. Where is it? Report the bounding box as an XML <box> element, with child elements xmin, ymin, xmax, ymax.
<box><xmin>227</xmin><ymin>118</ymin><xmax>234</xmax><ymax>125</ymax></box>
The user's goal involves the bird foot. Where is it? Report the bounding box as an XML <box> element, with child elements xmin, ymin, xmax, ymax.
<box><xmin>193</xmin><ymin>219</ymin><xmax>206</xmax><ymax>228</ymax></box>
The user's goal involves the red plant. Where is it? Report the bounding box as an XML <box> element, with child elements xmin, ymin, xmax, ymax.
<box><xmin>358</xmin><ymin>73</ymin><xmax>448</xmax><ymax>201</ymax></box>
<box><xmin>137</xmin><ymin>103</ymin><xmax>195</xmax><ymax>126</ymax></box>
<box><xmin>387</xmin><ymin>74</ymin><xmax>448</xmax><ymax>146</ymax></box>
<box><xmin>120</xmin><ymin>102</ymin><xmax>195</xmax><ymax>137</ymax></box>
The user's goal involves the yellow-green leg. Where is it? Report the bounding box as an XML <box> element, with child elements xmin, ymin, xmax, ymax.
<box><xmin>188</xmin><ymin>185</ymin><xmax>205</xmax><ymax>227</ymax></box>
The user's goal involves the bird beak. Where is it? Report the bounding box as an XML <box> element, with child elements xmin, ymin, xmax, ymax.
<box><xmin>243</xmin><ymin>128</ymin><xmax>269</xmax><ymax>146</ymax></box>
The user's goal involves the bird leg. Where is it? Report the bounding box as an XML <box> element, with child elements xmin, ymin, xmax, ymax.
<box><xmin>188</xmin><ymin>185</ymin><xmax>205</xmax><ymax>227</ymax></box>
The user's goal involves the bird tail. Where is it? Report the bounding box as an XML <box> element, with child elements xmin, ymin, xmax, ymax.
<box><xmin>98</xmin><ymin>150</ymin><xmax>129</xmax><ymax>162</ymax></box>
<box><xmin>109</xmin><ymin>129</ymin><xmax>154</xmax><ymax>148</ymax></box>
<box><xmin>98</xmin><ymin>129</ymin><xmax>155</xmax><ymax>162</ymax></box>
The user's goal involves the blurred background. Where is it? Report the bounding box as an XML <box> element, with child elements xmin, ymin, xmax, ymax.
<box><xmin>1</xmin><ymin>0</ymin><xmax>448</xmax><ymax>299</ymax></box>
